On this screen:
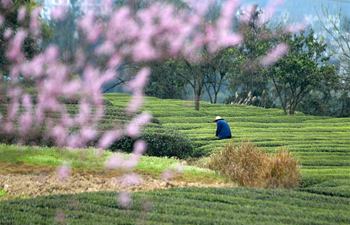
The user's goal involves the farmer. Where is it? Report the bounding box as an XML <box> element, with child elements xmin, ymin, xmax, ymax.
<box><xmin>214</xmin><ymin>116</ymin><xmax>232</xmax><ymax>139</ymax></box>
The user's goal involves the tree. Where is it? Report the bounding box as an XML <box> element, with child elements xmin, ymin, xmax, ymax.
<box><xmin>226</xmin><ymin>4</ymin><xmax>276</xmax><ymax>107</ymax></box>
<box><xmin>0</xmin><ymin>0</ymin><xmax>39</xmax><ymax>79</ymax></box>
<box><xmin>266</xmin><ymin>30</ymin><xmax>337</xmax><ymax>115</ymax></box>
<box><xmin>146</xmin><ymin>60</ymin><xmax>187</xmax><ymax>99</ymax></box>
<box><xmin>45</xmin><ymin>0</ymin><xmax>81</xmax><ymax>62</ymax></box>
<box><xmin>317</xmin><ymin>8</ymin><xmax>350</xmax><ymax>116</ymax></box>
<box><xmin>203</xmin><ymin>48</ymin><xmax>237</xmax><ymax>104</ymax></box>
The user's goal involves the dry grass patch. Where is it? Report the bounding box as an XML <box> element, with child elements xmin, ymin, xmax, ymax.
<box><xmin>208</xmin><ymin>142</ymin><xmax>300</xmax><ymax>188</ymax></box>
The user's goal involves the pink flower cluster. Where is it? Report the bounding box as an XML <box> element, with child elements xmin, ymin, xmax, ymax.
<box><xmin>261</xmin><ymin>43</ymin><xmax>289</xmax><ymax>66</ymax></box>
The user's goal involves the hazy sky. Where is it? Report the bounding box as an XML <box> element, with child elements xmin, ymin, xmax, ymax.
<box><xmin>242</xmin><ymin>0</ymin><xmax>350</xmax><ymax>22</ymax></box>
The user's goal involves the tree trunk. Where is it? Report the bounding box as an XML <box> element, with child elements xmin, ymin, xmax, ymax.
<box><xmin>194</xmin><ymin>92</ymin><xmax>200</xmax><ymax>110</ymax></box>
<box><xmin>213</xmin><ymin>91</ymin><xmax>218</xmax><ymax>104</ymax></box>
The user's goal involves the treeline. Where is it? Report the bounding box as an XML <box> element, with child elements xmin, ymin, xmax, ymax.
<box><xmin>2</xmin><ymin>1</ymin><xmax>349</xmax><ymax>117</ymax></box>
<box><xmin>144</xmin><ymin>7</ymin><xmax>350</xmax><ymax>116</ymax></box>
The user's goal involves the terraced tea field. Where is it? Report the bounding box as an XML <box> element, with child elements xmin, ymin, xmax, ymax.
<box><xmin>1</xmin><ymin>93</ymin><xmax>349</xmax><ymax>224</ymax></box>
<box><xmin>105</xmin><ymin>94</ymin><xmax>350</xmax><ymax>197</ymax></box>
<box><xmin>1</xmin><ymin>188</ymin><xmax>349</xmax><ymax>225</ymax></box>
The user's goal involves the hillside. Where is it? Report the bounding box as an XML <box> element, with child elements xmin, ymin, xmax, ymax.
<box><xmin>106</xmin><ymin>93</ymin><xmax>350</xmax><ymax>197</ymax></box>
<box><xmin>1</xmin><ymin>94</ymin><xmax>350</xmax><ymax>224</ymax></box>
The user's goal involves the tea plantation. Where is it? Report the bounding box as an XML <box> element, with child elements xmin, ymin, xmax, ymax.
<box><xmin>105</xmin><ymin>93</ymin><xmax>350</xmax><ymax>198</ymax></box>
<box><xmin>1</xmin><ymin>93</ymin><xmax>350</xmax><ymax>224</ymax></box>
<box><xmin>1</xmin><ymin>188</ymin><xmax>349</xmax><ymax>225</ymax></box>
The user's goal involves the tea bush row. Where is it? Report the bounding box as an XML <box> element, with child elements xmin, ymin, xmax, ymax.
<box><xmin>1</xmin><ymin>188</ymin><xmax>349</xmax><ymax>225</ymax></box>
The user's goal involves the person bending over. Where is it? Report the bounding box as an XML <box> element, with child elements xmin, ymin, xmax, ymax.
<box><xmin>214</xmin><ymin>116</ymin><xmax>232</xmax><ymax>139</ymax></box>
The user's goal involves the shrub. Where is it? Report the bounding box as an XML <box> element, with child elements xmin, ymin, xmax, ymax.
<box><xmin>110</xmin><ymin>128</ymin><xmax>194</xmax><ymax>159</ymax></box>
<box><xmin>208</xmin><ymin>142</ymin><xmax>300</xmax><ymax>188</ymax></box>
<box><xmin>267</xmin><ymin>149</ymin><xmax>300</xmax><ymax>188</ymax></box>
<box><xmin>208</xmin><ymin>142</ymin><xmax>270</xmax><ymax>187</ymax></box>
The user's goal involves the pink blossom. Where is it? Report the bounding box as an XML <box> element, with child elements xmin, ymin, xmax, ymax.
<box><xmin>67</xmin><ymin>135</ymin><xmax>83</xmax><ymax>148</ymax></box>
<box><xmin>21</xmin><ymin>55</ymin><xmax>45</xmax><ymax>78</ymax></box>
<box><xmin>132</xmin><ymin>40</ymin><xmax>158</xmax><ymax>62</ymax></box>
<box><xmin>62</xmin><ymin>80</ymin><xmax>81</xmax><ymax>96</ymax></box>
<box><xmin>57</xmin><ymin>163</ymin><xmax>71</xmax><ymax>181</ymax></box>
<box><xmin>80</xmin><ymin>127</ymin><xmax>97</xmax><ymax>141</ymax></box>
<box><xmin>118</xmin><ymin>192</ymin><xmax>131</xmax><ymax>208</ymax></box>
<box><xmin>133</xmin><ymin>140</ymin><xmax>147</xmax><ymax>155</ymax></box>
<box><xmin>22</xmin><ymin>94</ymin><xmax>33</xmax><ymax>111</ymax></box>
<box><xmin>100</xmin><ymin>69</ymin><xmax>117</xmax><ymax>85</ymax></box>
<box><xmin>218</xmin><ymin>0</ymin><xmax>239</xmax><ymax>31</ymax></box>
<box><xmin>107</xmin><ymin>54</ymin><xmax>121</xmax><ymax>69</ymax></box>
<box><xmin>98</xmin><ymin>130</ymin><xmax>123</xmax><ymax>149</ymax></box>
<box><xmin>258</xmin><ymin>0</ymin><xmax>284</xmax><ymax>26</ymax></box>
<box><xmin>95</xmin><ymin>41</ymin><xmax>115</xmax><ymax>56</ymax></box>
<box><xmin>75</xmin><ymin>101</ymin><xmax>91</xmax><ymax>125</ymax></box>
<box><xmin>128</xmin><ymin>68</ymin><xmax>151</xmax><ymax>91</ymax></box>
<box><xmin>122</xmin><ymin>154</ymin><xmax>140</xmax><ymax>169</ymax></box>
<box><xmin>6</xmin><ymin>29</ymin><xmax>27</xmax><ymax>61</ymax></box>
<box><xmin>126</xmin><ymin>92</ymin><xmax>144</xmax><ymax>113</ymax></box>
<box><xmin>261</xmin><ymin>43</ymin><xmax>289</xmax><ymax>66</ymax></box>
<box><xmin>126</xmin><ymin>113</ymin><xmax>152</xmax><ymax>137</ymax></box>
<box><xmin>118</xmin><ymin>173</ymin><xmax>143</xmax><ymax>187</ymax></box>
<box><xmin>3</xmin><ymin>28</ymin><xmax>12</xmax><ymax>39</ymax></box>
<box><xmin>101</xmin><ymin>0</ymin><xmax>113</xmax><ymax>15</ymax></box>
<box><xmin>17</xmin><ymin>6</ymin><xmax>26</xmax><ymax>22</ymax></box>
<box><xmin>161</xmin><ymin>169</ymin><xmax>174</xmax><ymax>181</ymax></box>
<box><xmin>217</xmin><ymin>32</ymin><xmax>243</xmax><ymax>50</ymax></box>
<box><xmin>45</xmin><ymin>45</ymin><xmax>60</xmax><ymax>62</ymax></box>
<box><xmin>51</xmin><ymin>125</ymin><xmax>67</xmax><ymax>146</ymax></box>
<box><xmin>51</xmin><ymin>6</ymin><xmax>68</xmax><ymax>21</ymax></box>
<box><xmin>30</xmin><ymin>8</ymin><xmax>41</xmax><ymax>36</ymax></box>
<box><xmin>19</xmin><ymin>112</ymin><xmax>33</xmax><ymax>135</ymax></box>
<box><xmin>285</xmin><ymin>23</ymin><xmax>307</xmax><ymax>33</ymax></box>
<box><xmin>105</xmin><ymin>154</ymin><xmax>124</xmax><ymax>169</ymax></box>
<box><xmin>1</xmin><ymin>0</ymin><xmax>12</xmax><ymax>8</ymax></box>
<box><xmin>7</xmin><ymin>100</ymin><xmax>19</xmax><ymax>120</ymax></box>
<box><xmin>3</xmin><ymin>122</ymin><xmax>13</xmax><ymax>133</ymax></box>
<box><xmin>161</xmin><ymin>164</ymin><xmax>184</xmax><ymax>181</ymax></box>
<box><xmin>79</xmin><ymin>13</ymin><xmax>101</xmax><ymax>43</ymax></box>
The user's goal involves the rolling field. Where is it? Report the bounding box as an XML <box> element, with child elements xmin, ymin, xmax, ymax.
<box><xmin>105</xmin><ymin>94</ymin><xmax>350</xmax><ymax>197</ymax></box>
<box><xmin>1</xmin><ymin>93</ymin><xmax>349</xmax><ymax>224</ymax></box>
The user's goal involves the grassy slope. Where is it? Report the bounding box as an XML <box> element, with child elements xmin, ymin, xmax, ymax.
<box><xmin>0</xmin><ymin>144</ymin><xmax>224</xmax><ymax>184</ymax></box>
<box><xmin>105</xmin><ymin>94</ymin><xmax>350</xmax><ymax>197</ymax></box>
<box><xmin>1</xmin><ymin>188</ymin><xmax>349</xmax><ymax>225</ymax></box>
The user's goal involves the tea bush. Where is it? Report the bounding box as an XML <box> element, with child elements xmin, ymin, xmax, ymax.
<box><xmin>1</xmin><ymin>188</ymin><xmax>350</xmax><ymax>225</ymax></box>
<box><xmin>110</xmin><ymin>128</ymin><xmax>195</xmax><ymax>159</ymax></box>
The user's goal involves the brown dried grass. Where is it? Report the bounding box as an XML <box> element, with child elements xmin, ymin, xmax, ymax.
<box><xmin>266</xmin><ymin>149</ymin><xmax>300</xmax><ymax>188</ymax></box>
<box><xmin>208</xmin><ymin>142</ymin><xmax>300</xmax><ymax>189</ymax></box>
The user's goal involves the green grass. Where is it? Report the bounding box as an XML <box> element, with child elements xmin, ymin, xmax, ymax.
<box><xmin>0</xmin><ymin>144</ymin><xmax>225</xmax><ymax>183</ymax></box>
<box><xmin>0</xmin><ymin>189</ymin><xmax>5</xmax><ymax>198</ymax></box>
<box><xmin>1</xmin><ymin>188</ymin><xmax>349</xmax><ymax>225</ymax></box>
<box><xmin>104</xmin><ymin>94</ymin><xmax>350</xmax><ymax>197</ymax></box>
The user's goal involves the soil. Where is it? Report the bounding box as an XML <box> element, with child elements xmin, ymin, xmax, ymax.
<box><xmin>0</xmin><ymin>164</ymin><xmax>234</xmax><ymax>200</ymax></box>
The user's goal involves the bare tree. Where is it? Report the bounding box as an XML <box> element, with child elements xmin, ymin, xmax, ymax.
<box><xmin>318</xmin><ymin>7</ymin><xmax>350</xmax><ymax>114</ymax></box>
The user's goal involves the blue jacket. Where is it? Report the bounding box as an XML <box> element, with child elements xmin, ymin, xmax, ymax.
<box><xmin>216</xmin><ymin>119</ymin><xmax>232</xmax><ymax>139</ymax></box>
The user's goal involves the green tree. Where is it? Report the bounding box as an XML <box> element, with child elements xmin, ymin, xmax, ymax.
<box><xmin>146</xmin><ymin>60</ymin><xmax>187</xmax><ymax>99</ymax></box>
<box><xmin>0</xmin><ymin>0</ymin><xmax>39</xmax><ymax>79</ymax></box>
<box><xmin>266</xmin><ymin>30</ymin><xmax>337</xmax><ymax>115</ymax></box>
<box><xmin>226</xmin><ymin>5</ymin><xmax>275</xmax><ymax>107</ymax></box>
